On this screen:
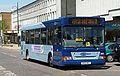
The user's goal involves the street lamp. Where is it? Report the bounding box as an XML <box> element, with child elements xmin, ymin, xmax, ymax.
<box><xmin>0</xmin><ymin>16</ymin><xmax>3</xmax><ymax>44</ymax></box>
<box><xmin>17</xmin><ymin>2</ymin><xmax>19</xmax><ymax>34</ymax></box>
<box><xmin>17</xmin><ymin>2</ymin><xmax>20</xmax><ymax>46</ymax></box>
<box><xmin>66</xmin><ymin>0</ymin><xmax>68</xmax><ymax>16</ymax></box>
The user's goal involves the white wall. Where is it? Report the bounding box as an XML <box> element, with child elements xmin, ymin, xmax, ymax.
<box><xmin>12</xmin><ymin>0</ymin><xmax>59</xmax><ymax>31</ymax></box>
<box><xmin>76</xmin><ymin>0</ymin><xmax>120</xmax><ymax>16</ymax></box>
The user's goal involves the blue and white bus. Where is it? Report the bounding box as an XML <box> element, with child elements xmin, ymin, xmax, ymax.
<box><xmin>20</xmin><ymin>16</ymin><xmax>106</xmax><ymax>66</ymax></box>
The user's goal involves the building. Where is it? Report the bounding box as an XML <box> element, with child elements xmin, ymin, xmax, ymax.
<box><xmin>12</xmin><ymin>0</ymin><xmax>76</xmax><ymax>33</ymax></box>
<box><xmin>76</xmin><ymin>0</ymin><xmax>120</xmax><ymax>42</ymax></box>
<box><xmin>12</xmin><ymin>0</ymin><xmax>120</xmax><ymax>42</ymax></box>
<box><xmin>0</xmin><ymin>12</ymin><xmax>16</xmax><ymax>44</ymax></box>
<box><xmin>12</xmin><ymin>0</ymin><xmax>76</xmax><ymax>43</ymax></box>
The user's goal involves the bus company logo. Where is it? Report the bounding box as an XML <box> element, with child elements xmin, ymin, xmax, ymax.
<box><xmin>80</xmin><ymin>52</ymin><xmax>91</xmax><ymax>56</ymax></box>
<box><xmin>80</xmin><ymin>52</ymin><xmax>86</xmax><ymax>56</ymax></box>
<box><xmin>32</xmin><ymin>45</ymin><xmax>44</xmax><ymax>53</ymax></box>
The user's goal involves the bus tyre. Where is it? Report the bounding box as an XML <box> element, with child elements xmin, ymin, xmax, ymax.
<box><xmin>107</xmin><ymin>55</ymin><xmax>114</xmax><ymax>62</ymax></box>
<box><xmin>48</xmin><ymin>54</ymin><xmax>53</xmax><ymax>67</ymax></box>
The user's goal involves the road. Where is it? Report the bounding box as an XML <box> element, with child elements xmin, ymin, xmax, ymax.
<box><xmin>0</xmin><ymin>47</ymin><xmax>120</xmax><ymax>76</ymax></box>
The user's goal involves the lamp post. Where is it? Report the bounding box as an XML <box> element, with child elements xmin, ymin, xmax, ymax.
<box><xmin>0</xmin><ymin>16</ymin><xmax>3</xmax><ymax>44</ymax></box>
<box><xmin>17</xmin><ymin>2</ymin><xmax>20</xmax><ymax>46</ymax></box>
<box><xmin>0</xmin><ymin>14</ymin><xmax>4</xmax><ymax>44</ymax></box>
<box><xmin>66</xmin><ymin>0</ymin><xmax>67</xmax><ymax>16</ymax></box>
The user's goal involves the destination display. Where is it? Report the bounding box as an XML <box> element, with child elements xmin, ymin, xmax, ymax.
<box><xmin>69</xmin><ymin>18</ymin><xmax>100</xmax><ymax>25</ymax></box>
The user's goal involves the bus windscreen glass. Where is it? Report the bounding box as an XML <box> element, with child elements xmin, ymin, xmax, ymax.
<box><xmin>62</xmin><ymin>27</ymin><xmax>104</xmax><ymax>47</ymax></box>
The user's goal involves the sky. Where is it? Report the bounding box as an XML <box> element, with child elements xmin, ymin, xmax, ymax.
<box><xmin>0</xmin><ymin>0</ymin><xmax>35</xmax><ymax>12</ymax></box>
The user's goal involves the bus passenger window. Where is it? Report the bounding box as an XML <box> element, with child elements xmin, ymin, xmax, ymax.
<box><xmin>21</xmin><ymin>31</ymin><xmax>25</xmax><ymax>41</ymax></box>
<box><xmin>26</xmin><ymin>31</ymin><xmax>30</xmax><ymax>44</ymax></box>
<box><xmin>48</xmin><ymin>32</ymin><xmax>53</xmax><ymax>45</ymax></box>
<box><xmin>35</xmin><ymin>29</ymin><xmax>40</xmax><ymax>44</ymax></box>
<box><xmin>53</xmin><ymin>27</ymin><xmax>62</xmax><ymax>45</ymax></box>
<box><xmin>29</xmin><ymin>30</ymin><xmax>35</xmax><ymax>44</ymax></box>
<box><xmin>41</xmin><ymin>29</ymin><xmax>46</xmax><ymax>44</ymax></box>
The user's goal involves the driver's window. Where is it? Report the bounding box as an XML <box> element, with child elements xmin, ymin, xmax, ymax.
<box><xmin>53</xmin><ymin>27</ymin><xmax>62</xmax><ymax>45</ymax></box>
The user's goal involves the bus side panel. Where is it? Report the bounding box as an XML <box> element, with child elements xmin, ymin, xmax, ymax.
<box><xmin>20</xmin><ymin>41</ymin><xmax>26</xmax><ymax>59</ymax></box>
<box><xmin>52</xmin><ymin>45</ymin><xmax>64</xmax><ymax>66</ymax></box>
<box><xmin>24</xmin><ymin>44</ymin><xmax>53</xmax><ymax>63</ymax></box>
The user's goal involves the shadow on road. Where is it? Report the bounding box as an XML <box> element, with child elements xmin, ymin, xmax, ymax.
<box><xmin>27</xmin><ymin>59</ymin><xmax>111</xmax><ymax>71</ymax></box>
<box><xmin>56</xmin><ymin>65</ymin><xmax>111</xmax><ymax>71</ymax></box>
<box><xmin>114</xmin><ymin>63</ymin><xmax>120</xmax><ymax>66</ymax></box>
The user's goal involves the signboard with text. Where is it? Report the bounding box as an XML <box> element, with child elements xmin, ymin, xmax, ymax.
<box><xmin>69</xmin><ymin>18</ymin><xmax>100</xmax><ymax>25</ymax></box>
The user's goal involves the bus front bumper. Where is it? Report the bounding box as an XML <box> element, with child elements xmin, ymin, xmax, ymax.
<box><xmin>59</xmin><ymin>59</ymin><xmax>106</xmax><ymax>66</ymax></box>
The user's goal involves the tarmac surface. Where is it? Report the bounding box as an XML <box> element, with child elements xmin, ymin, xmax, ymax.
<box><xmin>0</xmin><ymin>44</ymin><xmax>20</xmax><ymax>50</ymax></box>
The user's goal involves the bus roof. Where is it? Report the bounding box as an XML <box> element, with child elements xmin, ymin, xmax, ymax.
<box><xmin>21</xmin><ymin>22</ymin><xmax>46</xmax><ymax>31</ymax></box>
<box><xmin>21</xmin><ymin>16</ymin><xmax>105</xmax><ymax>31</ymax></box>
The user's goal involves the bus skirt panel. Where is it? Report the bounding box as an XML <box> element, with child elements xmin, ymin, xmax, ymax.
<box><xmin>53</xmin><ymin>59</ymin><xmax>105</xmax><ymax>66</ymax></box>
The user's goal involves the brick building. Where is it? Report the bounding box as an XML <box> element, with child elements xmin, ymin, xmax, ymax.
<box><xmin>0</xmin><ymin>12</ymin><xmax>17</xmax><ymax>44</ymax></box>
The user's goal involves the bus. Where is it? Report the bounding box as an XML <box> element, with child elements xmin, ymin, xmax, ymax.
<box><xmin>20</xmin><ymin>16</ymin><xmax>106</xmax><ymax>66</ymax></box>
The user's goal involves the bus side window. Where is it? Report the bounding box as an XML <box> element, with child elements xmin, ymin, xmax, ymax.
<box><xmin>48</xmin><ymin>29</ymin><xmax>54</xmax><ymax>45</ymax></box>
<box><xmin>53</xmin><ymin>27</ymin><xmax>62</xmax><ymax>45</ymax></box>
<box><xmin>41</xmin><ymin>29</ymin><xmax>46</xmax><ymax>44</ymax></box>
<box><xmin>34</xmin><ymin>29</ymin><xmax>40</xmax><ymax>44</ymax></box>
<box><xmin>26</xmin><ymin>31</ymin><xmax>29</xmax><ymax>44</ymax></box>
<box><xmin>29</xmin><ymin>30</ymin><xmax>35</xmax><ymax>44</ymax></box>
<box><xmin>21</xmin><ymin>31</ymin><xmax>25</xmax><ymax>41</ymax></box>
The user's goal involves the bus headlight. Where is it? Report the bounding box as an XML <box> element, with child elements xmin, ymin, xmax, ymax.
<box><xmin>63</xmin><ymin>56</ymin><xmax>72</xmax><ymax>61</ymax></box>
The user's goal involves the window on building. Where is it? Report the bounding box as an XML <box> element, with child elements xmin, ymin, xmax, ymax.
<box><xmin>54</xmin><ymin>11</ymin><xmax>57</xmax><ymax>18</ymax></box>
<box><xmin>40</xmin><ymin>15</ymin><xmax>41</xmax><ymax>22</ymax></box>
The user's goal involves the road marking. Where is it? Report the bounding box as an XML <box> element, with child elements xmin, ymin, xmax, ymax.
<box><xmin>1</xmin><ymin>52</ymin><xmax>7</xmax><ymax>55</ymax></box>
<box><xmin>3</xmin><ymin>71</ymin><xmax>17</xmax><ymax>76</ymax></box>
<box><xmin>0</xmin><ymin>66</ymin><xmax>17</xmax><ymax>76</ymax></box>
<box><xmin>1</xmin><ymin>52</ymin><xmax>17</xmax><ymax>58</ymax></box>
<box><xmin>0</xmin><ymin>66</ymin><xmax>6</xmax><ymax>71</ymax></box>
<box><xmin>9</xmin><ymin>55</ymin><xmax>17</xmax><ymax>58</ymax></box>
<box><xmin>81</xmin><ymin>74</ymin><xmax>88</xmax><ymax>76</ymax></box>
<box><xmin>70</xmin><ymin>71</ymin><xmax>76</xmax><ymax>73</ymax></box>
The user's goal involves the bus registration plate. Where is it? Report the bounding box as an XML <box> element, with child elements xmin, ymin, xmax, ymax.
<box><xmin>81</xmin><ymin>62</ymin><xmax>91</xmax><ymax>65</ymax></box>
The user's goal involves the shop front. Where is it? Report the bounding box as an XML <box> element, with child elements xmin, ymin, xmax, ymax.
<box><xmin>105</xmin><ymin>22</ymin><xmax>120</xmax><ymax>43</ymax></box>
<box><xmin>4</xmin><ymin>30</ymin><xmax>18</xmax><ymax>44</ymax></box>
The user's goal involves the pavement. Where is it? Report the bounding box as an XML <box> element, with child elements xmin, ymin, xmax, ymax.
<box><xmin>0</xmin><ymin>44</ymin><xmax>20</xmax><ymax>50</ymax></box>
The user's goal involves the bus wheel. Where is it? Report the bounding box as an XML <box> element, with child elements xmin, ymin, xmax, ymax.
<box><xmin>107</xmin><ymin>55</ymin><xmax>114</xmax><ymax>62</ymax></box>
<box><xmin>26</xmin><ymin>50</ymin><xmax>30</xmax><ymax>60</ymax></box>
<box><xmin>48</xmin><ymin>54</ymin><xmax>53</xmax><ymax>67</ymax></box>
